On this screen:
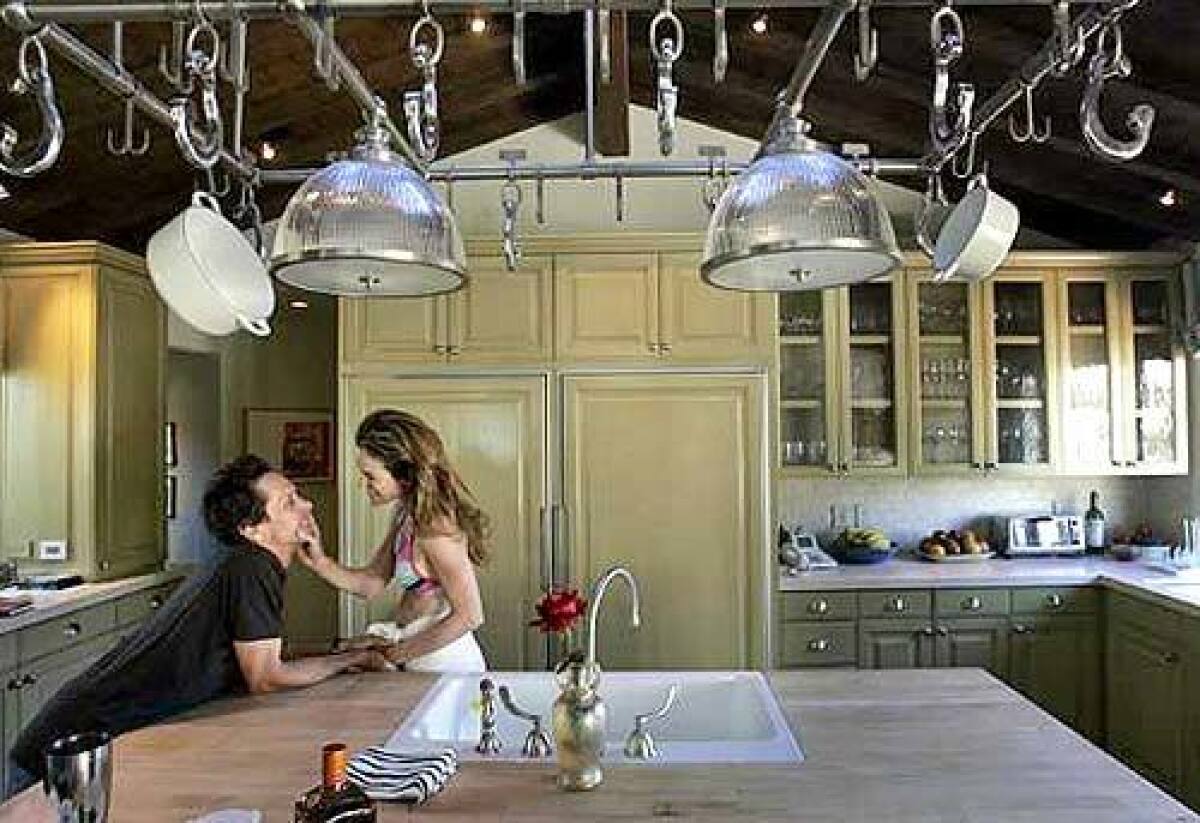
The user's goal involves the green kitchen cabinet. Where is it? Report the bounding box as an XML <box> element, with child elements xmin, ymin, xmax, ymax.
<box><xmin>858</xmin><ymin>619</ymin><xmax>937</xmax><ymax>669</ymax></box>
<box><xmin>1106</xmin><ymin>594</ymin><xmax>1186</xmax><ymax>792</ymax></box>
<box><xmin>1009</xmin><ymin>614</ymin><xmax>1102</xmax><ymax>741</ymax></box>
<box><xmin>935</xmin><ymin>617</ymin><xmax>1011</xmax><ymax>678</ymax></box>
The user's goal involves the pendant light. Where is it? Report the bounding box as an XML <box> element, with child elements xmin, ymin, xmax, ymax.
<box><xmin>269</xmin><ymin>112</ymin><xmax>465</xmax><ymax>297</ymax></box>
<box><xmin>701</xmin><ymin>115</ymin><xmax>902</xmax><ymax>292</ymax></box>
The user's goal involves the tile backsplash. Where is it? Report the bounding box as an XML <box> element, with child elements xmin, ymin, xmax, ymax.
<box><xmin>778</xmin><ymin>474</ymin><xmax>1178</xmax><ymax>550</ymax></box>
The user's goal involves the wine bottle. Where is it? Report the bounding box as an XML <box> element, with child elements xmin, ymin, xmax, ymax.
<box><xmin>1084</xmin><ymin>490</ymin><xmax>1106</xmax><ymax>554</ymax></box>
<box><xmin>295</xmin><ymin>742</ymin><xmax>376</xmax><ymax>822</ymax></box>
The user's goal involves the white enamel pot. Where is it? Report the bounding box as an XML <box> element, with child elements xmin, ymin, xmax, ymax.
<box><xmin>933</xmin><ymin>173</ymin><xmax>1020</xmax><ymax>282</ymax></box>
<box><xmin>147</xmin><ymin>192</ymin><xmax>275</xmax><ymax>337</ymax></box>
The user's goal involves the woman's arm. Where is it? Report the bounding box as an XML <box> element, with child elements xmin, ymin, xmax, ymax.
<box><xmin>296</xmin><ymin>513</ymin><xmax>396</xmax><ymax>599</ymax></box>
<box><xmin>386</xmin><ymin>532</ymin><xmax>484</xmax><ymax>664</ymax></box>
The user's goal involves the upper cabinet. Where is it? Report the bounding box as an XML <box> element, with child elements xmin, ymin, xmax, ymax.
<box><xmin>0</xmin><ymin>243</ymin><xmax>165</xmax><ymax>580</ymax></box>
<box><xmin>341</xmin><ymin>238</ymin><xmax>774</xmax><ymax>370</ymax></box>
<box><xmin>780</xmin><ymin>278</ymin><xmax>906</xmax><ymax>476</ymax></box>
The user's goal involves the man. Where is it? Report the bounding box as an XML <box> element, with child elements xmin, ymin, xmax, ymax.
<box><xmin>10</xmin><ymin>455</ymin><xmax>389</xmax><ymax>784</ymax></box>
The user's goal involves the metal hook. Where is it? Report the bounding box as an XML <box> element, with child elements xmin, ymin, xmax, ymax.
<box><xmin>1080</xmin><ymin>22</ymin><xmax>1154</xmax><ymax>162</ymax></box>
<box><xmin>404</xmin><ymin>9</ymin><xmax>444</xmax><ymax>162</ymax></box>
<box><xmin>105</xmin><ymin>23</ymin><xmax>151</xmax><ymax>157</ymax></box>
<box><xmin>914</xmin><ymin>172</ymin><xmax>948</xmax><ymax>259</ymax></box>
<box><xmin>949</xmin><ymin>131</ymin><xmax>978</xmax><ymax>179</ymax></box>
<box><xmin>699</xmin><ymin>144</ymin><xmax>728</xmax><ymax>212</ymax></box>
<box><xmin>158</xmin><ymin>20</ymin><xmax>189</xmax><ymax>91</ymax></box>
<box><xmin>170</xmin><ymin>15</ymin><xmax>224</xmax><ymax>170</ymax></box>
<box><xmin>712</xmin><ymin>0</ymin><xmax>728</xmax><ymax>84</ymax></box>
<box><xmin>0</xmin><ymin>34</ymin><xmax>65</xmax><ymax>178</ymax></box>
<box><xmin>512</xmin><ymin>0</ymin><xmax>527</xmax><ymax>85</ymax></box>
<box><xmin>311</xmin><ymin>1</ymin><xmax>340</xmax><ymax>92</ymax></box>
<box><xmin>929</xmin><ymin>3</ymin><xmax>975</xmax><ymax>154</ymax></box>
<box><xmin>853</xmin><ymin>0</ymin><xmax>878</xmax><ymax>82</ymax></box>
<box><xmin>1050</xmin><ymin>0</ymin><xmax>1086</xmax><ymax>78</ymax></box>
<box><xmin>1007</xmin><ymin>81</ymin><xmax>1051</xmax><ymax>144</ymax></box>
<box><xmin>499</xmin><ymin>149</ymin><xmax>525</xmax><ymax>271</ymax></box>
<box><xmin>650</xmin><ymin>2</ymin><xmax>683</xmax><ymax>157</ymax></box>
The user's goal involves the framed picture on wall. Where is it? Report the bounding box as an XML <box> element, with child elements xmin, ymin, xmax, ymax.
<box><xmin>244</xmin><ymin>409</ymin><xmax>334</xmax><ymax>483</ymax></box>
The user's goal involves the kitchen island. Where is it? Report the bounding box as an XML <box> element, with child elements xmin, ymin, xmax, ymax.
<box><xmin>2</xmin><ymin>668</ymin><xmax>1194</xmax><ymax>821</ymax></box>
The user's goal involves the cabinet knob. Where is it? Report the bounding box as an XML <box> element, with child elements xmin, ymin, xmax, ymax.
<box><xmin>935</xmin><ymin>626</ymin><xmax>949</xmax><ymax>637</ymax></box>
<box><xmin>63</xmin><ymin>622</ymin><xmax>82</xmax><ymax>638</ymax></box>
<box><xmin>1012</xmin><ymin>624</ymin><xmax>1027</xmax><ymax>635</ymax></box>
<box><xmin>888</xmin><ymin>597</ymin><xmax>906</xmax><ymax>613</ymax></box>
<box><xmin>433</xmin><ymin>344</ymin><xmax>447</xmax><ymax>354</ymax></box>
<box><xmin>6</xmin><ymin>677</ymin><xmax>21</xmax><ymax>691</ymax></box>
<box><xmin>150</xmin><ymin>596</ymin><xmax>164</xmax><ymax>610</ymax></box>
<box><xmin>807</xmin><ymin>599</ymin><xmax>829</xmax><ymax>615</ymax></box>
<box><xmin>659</xmin><ymin>342</ymin><xmax>672</xmax><ymax>354</ymax></box>
<box><xmin>1163</xmin><ymin>651</ymin><xmax>1180</xmax><ymax>665</ymax></box>
<box><xmin>984</xmin><ymin>461</ymin><xmax>998</xmax><ymax>471</ymax></box>
<box><xmin>1124</xmin><ymin>461</ymin><xmax>1137</xmax><ymax>468</ymax></box>
<box><xmin>22</xmin><ymin>673</ymin><xmax>38</xmax><ymax>686</ymax></box>
<box><xmin>921</xmin><ymin>626</ymin><xmax>935</xmax><ymax>637</ymax></box>
<box><xmin>100</xmin><ymin>560</ymin><xmax>111</xmax><ymax>571</ymax></box>
<box><xmin>807</xmin><ymin>638</ymin><xmax>831</xmax><ymax>653</ymax></box>
<box><xmin>647</xmin><ymin>343</ymin><xmax>660</xmax><ymax>354</ymax></box>
<box><xmin>962</xmin><ymin>596</ymin><xmax>983</xmax><ymax>611</ymax></box>
<box><xmin>1045</xmin><ymin>594</ymin><xmax>1064</xmax><ymax>609</ymax></box>
<box><xmin>841</xmin><ymin>462</ymin><xmax>850</xmax><ymax>474</ymax></box>
<box><xmin>972</xmin><ymin>462</ymin><xmax>984</xmax><ymax>470</ymax></box>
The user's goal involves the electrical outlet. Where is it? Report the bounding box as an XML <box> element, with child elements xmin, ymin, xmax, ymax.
<box><xmin>37</xmin><ymin>539</ymin><xmax>68</xmax><ymax>562</ymax></box>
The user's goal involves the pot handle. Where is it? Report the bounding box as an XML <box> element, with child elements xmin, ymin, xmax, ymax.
<box><xmin>192</xmin><ymin>190</ymin><xmax>222</xmax><ymax>213</ymax></box>
<box><xmin>237</xmin><ymin>316</ymin><xmax>271</xmax><ymax>337</ymax></box>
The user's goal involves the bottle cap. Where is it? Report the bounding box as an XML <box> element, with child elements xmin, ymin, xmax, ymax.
<box><xmin>322</xmin><ymin>742</ymin><xmax>348</xmax><ymax>788</ymax></box>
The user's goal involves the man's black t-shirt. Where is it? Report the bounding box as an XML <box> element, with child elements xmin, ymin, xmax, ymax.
<box><xmin>11</xmin><ymin>545</ymin><xmax>286</xmax><ymax>777</ymax></box>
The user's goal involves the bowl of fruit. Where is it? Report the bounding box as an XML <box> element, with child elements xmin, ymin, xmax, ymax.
<box><xmin>829</xmin><ymin>527</ymin><xmax>897</xmax><ymax>565</ymax></box>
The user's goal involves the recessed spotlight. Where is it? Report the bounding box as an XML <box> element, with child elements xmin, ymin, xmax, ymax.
<box><xmin>260</xmin><ymin>141</ymin><xmax>278</xmax><ymax>162</ymax></box>
<box><xmin>469</xmin><ymin>15</ymin><xmax>487</xmax><ymax>34</ymax></box>
<box><xmin>289</xmin><ymin>299</ymin><xmax>309</xmax><ymax>310</ymax></box>
<box><xmin>751</xmin><ymin>14</ymin><xmax>768</xmax><ymax>35</ymax></box>
<box><xmin>1160</xmin><ymin>189</ymin><xmax>1179</xmax><ymax>207</ymax></box>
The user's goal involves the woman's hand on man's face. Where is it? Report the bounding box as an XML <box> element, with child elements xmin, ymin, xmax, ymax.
<box><xmin>295</xmin><ymin>513</ymin><xmax>327</xmax><ymax>567</ymax></box>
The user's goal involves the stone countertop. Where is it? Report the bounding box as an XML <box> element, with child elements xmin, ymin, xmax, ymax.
<box><xmin>0</xmin><ymin>569</ymin><xmax>187</xmax><ymax>634</ymax></box>
<box><xmin>779</xmin><ymin>554</ymin><xmax>1200</xmax><ymax>614</ymax></box>
<box><xmin>2</xmin><ymin>668</ymin><xmax>1195</xmax><ymax>822</ymax></box>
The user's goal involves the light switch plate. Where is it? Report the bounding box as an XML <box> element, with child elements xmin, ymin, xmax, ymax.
<box><xmin>37</xmin><ymin>539</ymin><xmax>68</xmax><ymax>561</ymax></box>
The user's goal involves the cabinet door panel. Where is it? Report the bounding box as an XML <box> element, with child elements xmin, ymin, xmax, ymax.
<box><xmin>1121</xmin><ymin>276</ymin><xmax>1186</xmax><ymax>472</ymax></box>
<box><xmin>342</xmin><ymin>376</ymin><xmax>547</xmax><ymax>671</ymax></box>
<box><xmin>562</xmin><ymin>374</ymin><xmax>765</xmax><ymax>669</ymax></box>
<box><xmin>1058</xmin><ymin>278</ymin><xmax>1121</xmax><ymax>473</ymax></box>
<box><xmin>340</xmin><ymin>296</ymin><xmax>445</xmax><ymax>364</ymax></box>
<box><xmin>449</xmin><ymin>255</ymin><xmax>552</xmax><ymax>362</ymax></box>
<box><xmin>556</xmin><ymin>254</ymin><xmax>658</xmax><ymax>361</ymax></box>
<box><xmin>936</xmin><ymin>618</ymin><xmax>1009</xmax><ymax>678</ymax></box>
<box><xmin>1</xmin><ymin>275</ymin><xmax>76</xmax><ymax>559</ymax></box>
<box><xmin>858</xmin><ymin>619</ymin><xmax>933</xmax><ymax>669</ymax></box>
<box><xmin>1009</xmin><ymin>615</ymin><xmax>1100</xmax><ymax>740</ymax></box>
<box><xmin>780</xmin><ymin>290</ymin><xmax>839</xmax><ymax>474</ymax></box>
<box><xmin>658</xmin><ymin>252</ymin><xmax>771</xmax><ymax>362</ymax></box>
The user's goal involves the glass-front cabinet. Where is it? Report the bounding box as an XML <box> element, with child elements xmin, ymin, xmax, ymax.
<box><xmin>982</xmin><ymin>274</ymin><xmax>1056</xmax><ymax>472</ymax></box>
<box><xmin>779</xmin><ymin>280</ymin><xmax>905</xmax><ymax>475</ymax></box>
<box><xmin>1057</xmin><ymin>270</ymin><xmax>1187</xmax><ymax>475</ymax></box>
<box><xmin>906</xmin><ymin>274</ymin><xmax>982</xmax><ymax>473</ymax></box>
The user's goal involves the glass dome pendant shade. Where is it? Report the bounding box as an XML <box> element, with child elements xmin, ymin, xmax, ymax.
<box><xmin>269</xmin><ymin>119</ymin><xmax>466</xmax><ymax>297</ymax></box>
<box><xmin>701</xmin><ymin>116</ymin><xmax>903</xmax><ymax>292</ymax></box>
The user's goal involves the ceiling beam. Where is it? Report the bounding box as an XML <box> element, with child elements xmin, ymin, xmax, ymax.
<box><xmin>596</xmin><ymin>11</ymin><xmax>631</xmax><ymax>156</ymax></box>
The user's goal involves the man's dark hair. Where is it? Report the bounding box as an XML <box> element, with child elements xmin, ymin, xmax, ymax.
<box><xmin>202</xmin><ymin>455</ymin><xmax>273</xmax><ymax>547</ymax></box>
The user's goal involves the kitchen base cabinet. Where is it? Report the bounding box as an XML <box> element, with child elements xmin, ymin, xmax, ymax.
<box><xmin>1106</xmin><ymin>594</ymin><xmax>1186</xmax><ymax>794</ymax></box>
<box><xmin>858</xmin><ymin>619</ymin><xmax>936</xmax><ymax>669</ymax></box>
<box><xmin>936</xmin><ymin>618</ymin><xmax>1010</xmax><ymax>678</ymax></box>
<box><xmin>1009</xmin><ymin>614</ymin><xmax>1101</xmax><ymax>741</ymax></box>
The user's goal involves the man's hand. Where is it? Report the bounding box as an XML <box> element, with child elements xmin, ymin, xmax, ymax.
<box><xmin>334</xmin><ymin>634</ymin><xmax>395</xmax><ymax>653</ymax></box>
<box><xmin>347</xmin><ymin>649</ymin><xmax>395</xmax><ymax>673</ymax></box>
<box><xmin>296</xmin><ymin>513</ymin><xmax>328</xmax><ymax>569</ymax></box>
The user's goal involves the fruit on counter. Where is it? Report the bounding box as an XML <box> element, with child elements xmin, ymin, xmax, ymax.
<box><xmin>920</xmin><ymin>529</ymin><xmax>990</xmax><ymax>556</ymax></box>
<box><xmin>838</xmin><ymin>527</ymin><xmax>891</xmax><ymax>549</ymax></box>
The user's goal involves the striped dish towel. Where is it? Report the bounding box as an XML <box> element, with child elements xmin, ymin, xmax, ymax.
<box><xmin>346</xmin><ymin>747</ymin><xmax>458</xmax><ymax>804</ymax></box>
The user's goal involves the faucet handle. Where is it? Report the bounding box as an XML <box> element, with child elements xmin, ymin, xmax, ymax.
<box><xmin>624</xmin><ymin>684</ymin><xmax>678</xmax><ymax>760</ymax></box>
<box><xmin>475</xmin><ymin>678</ymin><xmax>503</xmax><ymax>755</ymax></box>
<box><xmin>498</xmin><ymin>684</ymin><xmax>553</xmax><ymax>758</ymax></box>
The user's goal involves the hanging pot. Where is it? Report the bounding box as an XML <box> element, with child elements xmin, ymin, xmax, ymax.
<box><xmin>147</xmin><ymin>192</ymin><xmax>275</xmax><ymax>336</ymax></box>
<box><xmin>933</xmin><ymin>173</ymin><xmax>1019</xmax><ymax>282</ymax></box>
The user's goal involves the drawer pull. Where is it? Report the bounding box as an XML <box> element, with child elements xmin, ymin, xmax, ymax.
<box><xmin>935</xmin><ymin>626</ymin><xmax>949</xmax><ymax>637</ymax></box>
<box><xmin>887</xmin><ymin>597</ymin><xmax>906</xmax><ymax>613</ymax></box>
<box><xmin>807</xmin><ymin>599</ymin><xmax>829</xmax><ymax>615</ymax></box>
<box><xmin>6</xmin><ymin>677</ymin><xmax>21</xmax><ymax>691</ymax></box>
<box><xmin>63</xmin><ymin>622</ymin><xmax>82</xmax><ymax>638</ymax></box>
<box><xmin>1046</xmin><ymin>594</ymin><xmax>1064</xmax><ymax>609</ymax></box>
<box><xmin>1163</xmin><ymin>651</ymin><xmax>1180</xmax><ymax>666</ymax></box>
<box><xmin>807</xmin><ymin>638</ymin><xmax>831</xmax><ymax>653</ymax></box>
<box><xmin>921</xmin><ymin>626</ymin><xmax>935</xmax><ymax>637</ymax></box>
<box><xmin>962</xmin><ymin>596</ymin><xmax>983</xmax><ymax>611</ymax></box>
<box><xmin>22</xmin><ymin>673</ymin><xmax>38</xmax><ymax>686</ymax></box>
<box><xmin>150</xmin><ymin>596</ymin><xmax>164</xmax><ymax>610</ymax></box>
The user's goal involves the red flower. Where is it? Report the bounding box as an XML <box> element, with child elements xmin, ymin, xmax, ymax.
<box><xmin>530</xmin><ymin>588</ymin><xmax>588</xmax><ymax>634</ymax></box>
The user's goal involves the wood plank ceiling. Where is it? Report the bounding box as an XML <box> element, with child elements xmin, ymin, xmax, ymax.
<box><xmin>0</xmin><ymin>3</ymin><xmax>1196</xmax><ymax>253</ymax></box>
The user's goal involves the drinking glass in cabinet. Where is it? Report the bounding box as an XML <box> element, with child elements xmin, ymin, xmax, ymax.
<box><xmin>851</xmin><ymin>408</ymin><xmax>896</xmax><ymax>467</ymax></box>
<box><xmin>1131</xmin><ymin>281</ymin><xmax>1168</xmax><ymax>326</ymax></box>
<box><xmin>918</xmin><ymin>283</ymin><xmax>968</xmax><ymax>336</ymax></box>
<box><xmin>780</xmin><ymin>345</ymin><xmax>826</xmax><ymax>401</ymax></box>
<box><xmin>781</xmin><ymin>408</ymin><xmax>828</xmax><ymax>467</ymax></box>
<box><xmin>996</xmin><ymin>346</ymin><xmax>1044</xmax><ymax>400</ymax></box>
<box><xmin>849</xmin><ymin>283</ymin><xmax>892</xmax><ymax>335</ymax></box>
<box><xmin>997</xmin><ymin>408</ymin><xmax>1048</xmax><ymax>464</ymax></box>
<box><xmin>779</xmin><ymin>292</ymin><xmax>823</xmax><ymax>336</ymax></box>
<box><xmin>1068</xmin><ymin>282</ymin><xmax>1106</xmax><ymax>326</ymax></box>
<box><xmin>922</xmin><ymin>407</ymin><xmax>971</xmax><ymax>464</ymax></box>
<box><xmin>921</xmin><ymin>356</ymin><xmax>970</xmax><ymax>400</ymax></box>
<box><xmin>994</xmin><ymin>283</ymin><xmax>1043</xmax><ymax>336</ymax></box>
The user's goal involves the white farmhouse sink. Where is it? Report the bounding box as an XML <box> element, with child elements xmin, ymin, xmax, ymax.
<box><xmin>385</xmin><ymin>670</ymin><xmax>803</xmax><ymax>765</ymax></box>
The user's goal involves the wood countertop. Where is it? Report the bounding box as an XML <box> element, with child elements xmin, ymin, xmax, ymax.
<box><xmin>3</xmin><ymin>668</ymin><xmax>1195</xmax><ymax>822</ymax></box>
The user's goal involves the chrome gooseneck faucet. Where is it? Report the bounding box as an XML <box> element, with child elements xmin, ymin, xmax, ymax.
<box><xmin>585</xmin><ymin>566</ymin><xmax>641</xmax><ymax>669</ymax></box>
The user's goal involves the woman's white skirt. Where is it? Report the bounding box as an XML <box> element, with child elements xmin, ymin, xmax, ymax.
<box><xmin>365</xmin><ymin>611</ymin><xmax>487</xmax><ymax>673</ymax></box>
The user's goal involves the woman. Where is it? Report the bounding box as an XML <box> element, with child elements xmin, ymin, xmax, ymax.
<box><xmin>297</xmin><ymin>409</ymin><xmax>489</xmax><ymax>672</ymax></box>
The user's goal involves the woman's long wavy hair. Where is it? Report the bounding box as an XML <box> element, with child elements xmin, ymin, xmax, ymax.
<box><xmin>355</xmin><ymin>409</ymin><xmax>491</xmax><ymax>565</ymax></box>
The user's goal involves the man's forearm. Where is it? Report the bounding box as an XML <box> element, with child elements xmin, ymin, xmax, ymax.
<box><xmin>255</xmin><ymin>651</ymin><xmax>368</xmax><ymax>693</ymax></box>
<box><xmin>309</xmin><ymin>556</ymin><xmax>385</xmax><ymax>599</ymax></box>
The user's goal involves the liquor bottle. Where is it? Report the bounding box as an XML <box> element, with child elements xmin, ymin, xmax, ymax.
<box><xmin>1084</xmin><ymin>490</ymin><xmax>1106</xmax><ymax>554</ymax></box>
<box><xmin>295</xmin><ymin>742</ymin><xmax>376</xmax><ymax>822</ymax></box>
